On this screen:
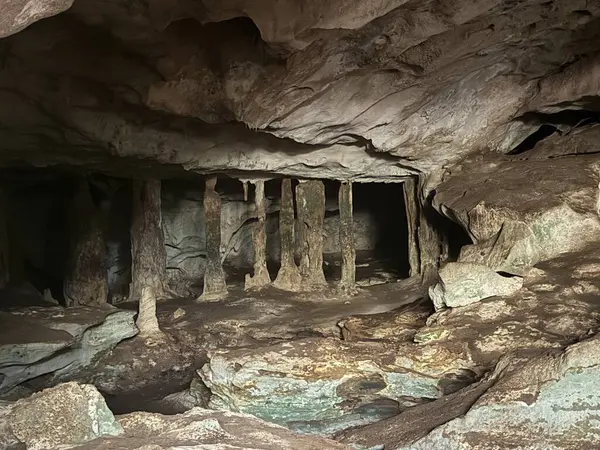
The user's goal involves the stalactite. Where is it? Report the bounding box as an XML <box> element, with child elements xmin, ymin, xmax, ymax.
<box><xmin>245</xmin><ymin>180</ymin><xmax>271</xmax><ymax>290</ymax></box>
<box><xmin>403</xmin><ymin>177</ymin><xmax>421</xmax><ymax>277</ymax></box>
<box><xmin>0</xmin><ymin>188</ymin><xmax>8</xmax><ymax>289</ymax></box>
<box><xmin>273</xmin><ymin>178</ymin><xmax>302</xmax><ymax>291</ymax></box>
<box><xmin>63</xmin><ymin>178</ymin><xmax>108</xmax><ymax>306</ymax></box>
<box><xmin>200</xmin><ymin>175</ymin><xmax>227</xmax><ymax>300</ymax></box>
<box><xmin>338</xmin><ymin>181</ymin><xmax>356</xmax><ymax>291</ymax></box>
<box><xmin>296</xmin><ymin>180</ymin><xmax>327</xmax><ymax>289</ymax></box>
<box><xmin>130</xmin><ymin>179</ymin><xmax>167</xmax><ymax>335</ymax></box>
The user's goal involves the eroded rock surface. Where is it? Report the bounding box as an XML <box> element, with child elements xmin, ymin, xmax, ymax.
<box><xmin>71</xmin><ymin>407</ymin><xmax>350</xmax><ymax>450</ymax></box>
<box><xmin>2</xmin><ymin>382</ymin><xmax>122</xmax><ymax>450</ymax></box>
<box><xmin>200</xmin><ymin>337</ymin><xmax>472</xmax><ymax>435</ymax></box>
<box><xmin>429</xmin><ymin>262</ymin><xmax>523</xmax><ymax>310</ymax></box>
<box><xmin>0</xmin><ymin>306</ymin><xmax>137</xmax><ymax>393</ymax></box>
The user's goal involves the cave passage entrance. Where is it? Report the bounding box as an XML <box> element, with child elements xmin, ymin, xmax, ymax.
<box><xmin>322</xmin><ymin>180</ymin><xmax>410</xmax><ymax>284</ymax></box>
<box><xmin>0</xmin><ymin>167</ymin><xmax>132</xmax><ymax>306</ymax></box>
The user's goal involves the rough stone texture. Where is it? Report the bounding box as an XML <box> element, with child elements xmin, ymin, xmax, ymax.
<box><xmin>68</xmin><ymin>407</ymin><xmax>350</xmax><ymax>450</ymax></box>
<box><xmin>63</xmin><ymin>179</ymin><xmax>108</xmax><ymax>307</ymax></box>
<box><xmin>296</xmin><ymin>180</ymin><xmax>327</xmax><ymax>289</ymax></box>
<box><xmin>273</xmin><ymin>178</ymin><xmax>301</xmax><ymax>291</ymax></box>
<box><xmin>130</xmin><ymin>179</ymin><xmax>167</xmax><ymax>335</ymax></box>
<box><xmin>0</xmin><ymin>306</ymin><xmax>137</xmax><ymax>393</ymax></box>
<box><xmin>244</xmin><ymin>180</ymin><xmax>271</xmax><ymax>290</ymax></box>
<box><xmin>414</xmin><ymin>246</ymin><xmax>600</xmax><ymax>368</ymax></box>
<box><xmin>5</xmin><ymin>382</ymin><xmax>122</xmax><ymax>450</ymax></box>
<box><xmin>200</xmin><ymin>337</ymin><xmax>473</xmax><ymax>435</ymax></box>
<box><xmin>0</xmin><ymin>0</ymin><xmax>73</xmax><ymax>38</ymax></box>
<box><xmin>0</xmin><ymin>0</ymin><xmax>599</xmax><ymax>182</ymax></box>
<box><xmin>429</xmin><ymin>262</ymin><xmax>523</xmax><ymax>310</ymax></box>
<box><xmin>435</xmin><ymin>150</ymin><xmax>600</xmax><ymax>275</ymax></box>
<box><xmin>200</xmin><ymin>176</ymin><xmax>227</xmax><ymax>300</ymax></box>
<box><xmin>338</xmin><ymin>181</ymin><xmax>355</xmax><ymax>290</ymax></box>
<box><xmin>389</xmin><ymin>336</ymin><xmax>600</xmax><ymax>450</ymax></box>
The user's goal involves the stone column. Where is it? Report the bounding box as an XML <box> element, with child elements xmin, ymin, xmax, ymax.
<box><xmin>273</xmin><ymin>178</ymin><xmax>301</xmax><ymax>291</ymax></box>
<box><xmin>403</xmin><ymin>177</ymin><xmax>421</xmax><ymax>277</ymax></box>
<box><xmin>338</xmin><ymin>181</ymin><xmax>355</xmax><ymax>290</ymax></box>
<box><xmin>63</xmin><ymin>179</ymin><xmax>108</xmax><ymax>306</ymax></box>
<box><xmin>200</xmin><ymin>176</ymin><xmax>227</xmax><ymax>300</ymax></box>
<box><xmin>296</xmin><ymin>180</ymin><xmax>327</xmax><ymax>289</ymax></box>
<box><xmin>245</xmin><ymin>180</ymin><xmax>271</xmax><ymax>290</ymax></box>
<box><xmin>0</xmin><ymin>188</ymin><xmax>8</xmax><ymax>289</ymax></box>
<box><xmin>130</xmin><ymin>179</ymin><xmax>166</xmax><ymax>335</ymax></box>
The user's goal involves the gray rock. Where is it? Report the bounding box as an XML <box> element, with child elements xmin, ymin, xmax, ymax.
<box><xmin>0</xmin><ymin>307</ymin><xmax>138</xmax><ymax>393</ymax></box>
<box><xmin>200</xmin><ymin>337</ymin><xmax>473</xmax><ymax>435</ymax></box>
<box><xmin>5</xmin><ymin>382</ymin><xmax>122</xmax><ymax>450</ymax></box>
<box><xmin>401</xmin><ymin>336</ymin><xmax>600</xmax><ymax>449</ymax></box>
<box><xmin>429</xmin><ymin>262</ymin><xmax>523</xmax><ymax>310</ymax></box>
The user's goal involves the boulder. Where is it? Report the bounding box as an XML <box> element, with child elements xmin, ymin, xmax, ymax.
<box><xmin>199</xmin><ymin>337</ymin><xmax>473</xmax><ymax>435</ymax></box>
<box><xmin>3</xmin><ymin>382</ymin><xmax>122</xmax><ymax>450</ymax></box>
<box><xmin>428</xmin><ymin>262</ymin><xmax>523</xmax><ymax>310</ymax></box>
<box><xmin>0</xmin><ymin>306</ymin><xmax>138</xmax><ymax>393</ymax></box>
<box><xmin>415</xmin><ymin>246</ymin><xmax>600</xmax><ymax>365</ymax></box>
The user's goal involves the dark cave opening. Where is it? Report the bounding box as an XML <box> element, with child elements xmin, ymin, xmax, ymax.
<box><xmin>508</xmin><ymin>108</ymin><xmax>600</xmax><ymax>155</ymax></box>
<box><xmin>0</xmin><ymin>167</ymin><xmax>132</xmax><ymax>307</ymax></box>
<box><xmin>321</xmin><ymin>180</ymin><xmax>410</xmax><ymax>283</ymax></box>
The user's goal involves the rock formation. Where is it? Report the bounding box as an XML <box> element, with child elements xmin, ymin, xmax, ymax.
<box><xmin>1</xmin><ymin>1</ymin><xmax>600</xmax><ymax>449</ymax></box>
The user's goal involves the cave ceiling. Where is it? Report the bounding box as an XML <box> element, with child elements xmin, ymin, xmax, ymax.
<box><xmin>0</xmin><ymin>0</ymin><xmax>599</xmax><ymax>181</ymax></box>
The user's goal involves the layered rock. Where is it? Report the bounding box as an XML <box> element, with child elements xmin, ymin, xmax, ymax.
<box><xmin>341</xmin><ymin>335</ymin><xmax>600</xmax><ymax>450</ymax></box>
<box><xmin>0</xmin><ymin>306</ymin><xmax>137</xmax><ymax>393</ymax></box>
<box><xmin>200</xmin><ymin>337</ymin><xmax>473</xmax><ymax>435</ymax></box>
<box><xmin>434</xmin><ymin>151</ymin><xmax>600</xmax><ymax>275</ymax></box>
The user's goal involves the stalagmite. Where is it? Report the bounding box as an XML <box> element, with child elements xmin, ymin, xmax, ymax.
<box><xmin>338</xmin><ymin>181</ymin><xmax>355</xmax><ymax>291</ymax></box>
<box><xmin>0</xmin><ymin>188</ymin><xmax>8</xmax><ymax>289</ymax></box>
<box><xmin>130</xmin><ymin>179</ymin><xmax>167</xmax><ymax>334</ymax></box>
<box><xmin>200</xmin><ymin>176</ymin><xmax>227</xmax><ymax>300</ymax></box>
<box><xmin>273</xmin><ymin>178</ymin><xmax>302</xmax><ymax>291</ymax></box>
<box><xmin>63</xmin><ymin>179</ymin><xmax>108</xmax><ymax>306</ymax></box>
<box><xmin>245</xmin><ymin>180</ymin><xmax>271</xmax><ymax>290</ymax></box>
<box><xmin>403</xmin><ymin>177</ymin><xmax>421</xmax><ymax>277</ymax></box>
<box><xmin>296</xmin><ymin>180</ymin><xmax>327</xmax><ymax>289</ymax></box>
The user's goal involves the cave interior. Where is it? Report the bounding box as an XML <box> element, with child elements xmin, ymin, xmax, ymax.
<box><xmin>1</xmin><ymin>0</ymin><xmax>600</xmax><ymax>448</ymax></box>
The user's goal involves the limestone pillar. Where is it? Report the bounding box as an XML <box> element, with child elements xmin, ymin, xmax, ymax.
<box><xmin>338</xmin><ymin>181</ymin><xmax>355</xmax><ymax>290</ymax></box>
<box><xmin>273</xmin><ymin>178</ymin><xmax>301</xmax><ymax>291</ymax></box>
<box><xmin>296</xmin><ymin>180</ymin><xmax>327</xmax><ymax>288</ymax></box>
<box><xmin>0</xmin><ymin>188</ymin><xmax>8</xmax><ymax>289</ymax></box>
<box><xmin>63</xmin><ymin>179</ymin><xmax>108</xmax><ymax>306</ymax></box>
<box><xmin>403</xmin><ymin>177</ymin><xmax>421</xmax><ymax>277</ymax></box>
<box><xmin>245</xmin><ymin>180</ymin><xmax>271</xmax><ymax>290</ymax></box>
<box><xmin>416</xmin><ymin>176</ymin><xmax>442</xmax><ymax>281</ymax></box>
<box><xmin>130</xmin><ymin>179</ymin><xmax>167</xmax><ymax>334</ymax></box>
<box><xmin>200</xmin><ymin>176</ymin><xmax>227</xmax><ymax>300</ymax></box>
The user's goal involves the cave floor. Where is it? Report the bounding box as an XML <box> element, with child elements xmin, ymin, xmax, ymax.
<box><xmin>122</xmin><ymin>273</ymin><xmax>426</xmax><ymax>350</ymax></box>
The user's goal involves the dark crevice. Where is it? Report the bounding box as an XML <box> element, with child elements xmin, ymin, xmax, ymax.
<box><xmin>508</xmin><ymin>108</ymin><xmax>600</xmax><ymax>155</ymax></box>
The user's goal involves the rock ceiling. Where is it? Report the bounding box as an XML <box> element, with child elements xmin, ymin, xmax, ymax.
<box><xmin>0</xmin><ymin>0</ymin><xmax>599</xmax><ymax>181</ymax></box>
